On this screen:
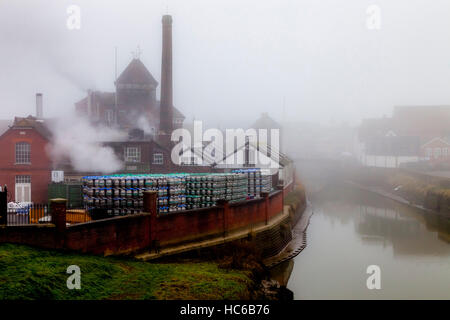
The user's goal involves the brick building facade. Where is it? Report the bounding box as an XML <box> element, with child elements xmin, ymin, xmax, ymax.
<box><xmin>0</xmin><ymin>116</ymin><xmax>52</xmax><ymax>203</ymax></box>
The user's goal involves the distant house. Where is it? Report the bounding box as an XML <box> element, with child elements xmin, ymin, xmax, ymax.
<box><xmin>251</xmin><ymin>112</ymin><xmax>282</xmax><ymax>152</ymax></box>
<box><xmin>358</xmin><ymin>106</ymin><xmax>450</xmax><ymax>167</ymax></box>
<box><xmin>0</xmin><ymin>116</ymin><xmax>52</xmax><ymax>203</ymax></box>
<box><xmin>421</xmin><ymin>137</ymin><xmax>450</xmax><ymax>160</ymax></box>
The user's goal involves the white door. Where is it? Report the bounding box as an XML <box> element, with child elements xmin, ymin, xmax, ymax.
<box><xmin>15</xmin><ymin>183</ymin><xmax>31</xmax><ymax>203</ymax></box>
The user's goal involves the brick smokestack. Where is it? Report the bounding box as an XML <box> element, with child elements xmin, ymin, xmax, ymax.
<box><xmin>36</xmin><ymin>93</ymin><xmax>43</xmax><ymax>119</ymax></box>
<box><xmin>159</xmin><ymin>15</ymin><xmax>173</xmax><ymax>134</ymax></box>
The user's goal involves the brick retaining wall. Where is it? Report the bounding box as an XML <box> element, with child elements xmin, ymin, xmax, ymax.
<box><xmin>0</xmin><ymin>189</ymin><xmax>288</xmax><ymax>256</ymax></box>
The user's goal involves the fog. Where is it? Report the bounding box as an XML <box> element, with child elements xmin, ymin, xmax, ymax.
<box><xmin>1</xmin><ymin>0</ymin><xmax>450</xmax><ymax>128</ymax></box>
<box><xmin>47</xmin><ymin>111</ymin><xmax>127</xmax><ymax>173</ymax></box>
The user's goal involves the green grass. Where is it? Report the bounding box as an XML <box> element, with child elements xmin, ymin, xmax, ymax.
<box><xmin>0</xmin><ymin>243</ymin><xmax>253</xmax><ymax>300</ymax></box>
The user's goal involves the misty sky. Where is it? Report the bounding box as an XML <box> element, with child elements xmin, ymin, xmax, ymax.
<box><xmin>1</xmin><ymin>0</ymin><xmax>450</xmax><ymax>127</ymax></box>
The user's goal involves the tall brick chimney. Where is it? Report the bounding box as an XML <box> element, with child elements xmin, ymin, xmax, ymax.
<box><xmin>159</xmin><ymin>14</ymin><xmax>173</xmax><ymax>135</ymax></box>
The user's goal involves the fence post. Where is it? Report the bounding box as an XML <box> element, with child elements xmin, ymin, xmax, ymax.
<box><xmin>50</xmin><ymin>198</ymin><xmax>67</xmax><ymax>248</ymax></box>
<box><xmin>261</xmin><ymin>192</ymin><xmax>270</xmax><ymax>225</ymax></box>
<box><xmin>217</xmin><ymin>199</ymin><xmax>230</xmax><ymax>237</ymax></box>
<box><xmin>143</xmin><ymin>191</ymin><xmax>158</xmax><ymax>252</ymax></box>
<box><xmin>0</xmin><ymin>188</ymin><xmax>7</xmax><ymax>225</ymax></box>
<box><xmin>51</xmin><ymin>198</ymin><xmax>67</xmax><ymax>231</ymax></box>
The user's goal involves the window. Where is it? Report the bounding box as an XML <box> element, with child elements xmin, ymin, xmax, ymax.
<box><xmin>153</xmin><ymin>153</ymin><xmax>163</xmax><ymax>165</ymax></box>
<box><xmin>124</xmin><ymin>147</ymin><xmax>141</xmax><ymax>162</ymax></box>
<box><xmin>15</xmin><ymin>175</ymin><xmax>31</xmax><ymax>203</ymax></box>
<box><xmin>16</xmin><ymin>175</ymin><xmax>31</xmax><ymax>183</ymax></box>
<box><xmin>443</xmin><ymin>148</ymin><xmax>449</xmax><ymax>158</ymax></box>
<box><xmin>426</xmin><ymin>148</ymin><xmax>432</xmax><ymax>157</ymax></box>
<box><xmin>434</xmin><ymin>148</ymin><xmax>441</xmax><ymax>158</ymax></box>
<box><xmin>106</xmin><ymin>110</ymin><xmax>114</xmax><ymax>125</ymax></box>
<box><xmin>15</xmin><ymin>142</ymin><xmax>31</xmax><ymax>164</ymax></box>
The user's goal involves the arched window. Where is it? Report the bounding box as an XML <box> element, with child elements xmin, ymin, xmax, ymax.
<box><xmin>15</xmin><ymin>142</ymin><xmax>31</xmax><ymax>164</ymax></box>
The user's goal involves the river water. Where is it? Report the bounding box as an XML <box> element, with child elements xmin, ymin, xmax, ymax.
<box><xmin>287</xmin><ymin>184</ymin><xmax>450</xmax><ymax>299</ymax></box>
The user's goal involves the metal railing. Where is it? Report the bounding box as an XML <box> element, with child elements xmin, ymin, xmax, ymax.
<box><xmin>4</xmin><ymin>203</ymin><xmax>92</xmax><ymax>226</ymax></box>
<box><xmin>6</xmin><ymin>203</ymin><xmax>50</xmax><ymax>226</ymax></box>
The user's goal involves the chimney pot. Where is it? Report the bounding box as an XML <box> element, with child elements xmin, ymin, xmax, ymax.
<box><xmin>36</xmin><ymin>93</ymin><xmax>43</xmax><ymax>119</ymax></box>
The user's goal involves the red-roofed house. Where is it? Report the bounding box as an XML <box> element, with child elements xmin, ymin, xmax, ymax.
<box><xmin>0</xmin><ymin>116</ymin><xmax>52</xmax><ymax>203</ymax></box>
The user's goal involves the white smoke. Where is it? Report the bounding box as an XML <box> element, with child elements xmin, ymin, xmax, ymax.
<box><xmin>47</xmin><ymin>112</ymin><xmax>127</xmax><ymax>173</ymax></box>
<box><xmin>137</xmin><ymin>116</ymin><xmax>156</xmax><ymax>135</ymax></box>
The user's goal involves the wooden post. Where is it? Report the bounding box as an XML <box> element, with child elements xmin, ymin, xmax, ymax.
<box><xmin>50</xmin><ymin>198</ymin><xmax>67</xmax><ymax>248</ymax></box>
<box><xmin>261</xmin><ymin>192</ymin><xmax>270</xmax><ymax>225</ymax></box>
<box><xmin>217</xmin><ymin>199</ymin><xmax>230</xmax><ymax>237</ymax></box>
<box><xmin>143</xmin><ymin>191</ymin><xmax>158</xmax><ymax>252</ymax></box>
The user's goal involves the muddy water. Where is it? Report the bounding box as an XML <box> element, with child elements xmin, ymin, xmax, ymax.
<box><xmin>287</xmin><ymin>184</ymin><xmax>450</xmax><ymax>299</ymax></box>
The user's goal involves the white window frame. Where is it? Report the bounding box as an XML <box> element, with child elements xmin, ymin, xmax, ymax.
<box><xmin>124</xmin><ymin>146</ymin><xmax>141</xmax><ymax>163</ymax></box>
<box><xmin>15</xmin><ymin>175</ymin><xmax>31</xmax><ymax>203</ymax></box>
<box><xmin>443</xmin><ymin>147</ymin><xmax>449</xmax><ymax>158</ymax></box>
<box><xmin>106</xmin><ymin>109</ymin><xmax>114</xmax><ymax>124</ymax></box>
<box><xmin>15</xmin><ymin>142</ymin><xmax>31</xmax><ymax>164</ymax></box>
<box><xmin>153</xmin><ymin>153</ymin><xmax>164</xmax><ymax>165</ymax></box>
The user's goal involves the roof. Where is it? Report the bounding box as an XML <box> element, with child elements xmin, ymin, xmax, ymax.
<box><xmin>421</xmin><ymin>137</ymin><xmax>450</xmax><ymax>148</ymax></box>
<box><xmin>11</xmin><ymin>115</ymin><xmax>52</xmax><ymax>140</ymax></box>
<box><xmin>360</xmin><ymin>106</ymin><xmax>450</xmax><ymax>141</ymax></box>
<box><xmin>392</xmin><ymin>105</ymin><xmax>450</xmax><ymax>137</ymax></box>
<box><xmin>116</xmin><ymin>58</ymin><xmax>158</xmax><ymax>87</ymax></box>
<box><xmin>251</xmin><ymin>112</ymin><xmax>281</xmax><ymax>130</ymax></box>
<box><xmin>75</xmin><ymin>93</ymin><xmax>185</xmax><ymax>120</ymax></box>
<box><xmin>75</xmin><ymin>91</ymin><xmax>115</xmax><ymax>108</ymax></box>
<box><xmin>153</xmin><ymin>100</ymin><xmax>185</xmax><ymax>120</ymax></box>
<box><xmin>215</xmin><ymin>139</ymin><xmax>290</xmax><ymax>168</ymax></box>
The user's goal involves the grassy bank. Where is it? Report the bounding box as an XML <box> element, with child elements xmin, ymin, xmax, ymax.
<box><xmin>0</xmin><ymin>243</ymin><xmax>253</xmax><ymax>300</ymax></box>
<box><xmin>387</xmin><ymin>173</ymin><xmax>450</xmax><ymax>213</ymax></box>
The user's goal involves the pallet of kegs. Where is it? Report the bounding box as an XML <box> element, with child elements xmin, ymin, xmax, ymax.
<box><xmin>83</xmin><ymin>172</ymin><xmax>256</xmax><ymax>217</ymax></box>
<box><xmin>231</xmin><ymin>168</ymin><xmax>265</xmax><ymax>198</ymax></box>
<box><xmin>82</xmin><ymin>173</ymin><xmax>188</xmax><ymax>217</ymax></box>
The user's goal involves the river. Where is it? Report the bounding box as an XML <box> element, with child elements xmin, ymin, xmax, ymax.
<box><xmin>287</xmin><ymin>183</ymin><xmax>450</xmax><ymax>299</ymax></box>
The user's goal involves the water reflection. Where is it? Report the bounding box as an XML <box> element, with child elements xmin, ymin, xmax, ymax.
<box><xmin>320</xmin><ymin>185</ymin><xmax>450</xmax><ymax>252</ymax></box>
<box><xmin>288</xmin><ymin>184</ymin><xmax>450</xmax><ymax>299</ymax></box>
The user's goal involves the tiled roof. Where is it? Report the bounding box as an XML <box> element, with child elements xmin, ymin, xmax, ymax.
<box><xmin>116</xmin><ymin>58</ymin><xmax>158</xmax><ymax>87</ymax></box>
<box><xmin>12</xmin><ymin>116</ymin><xmax>52</xmax><ymax>140</ymax></box>
<box><xmin>251</xmin><ymin>112</ymin><xmax>281</xmax><ymax>129</ymax></box>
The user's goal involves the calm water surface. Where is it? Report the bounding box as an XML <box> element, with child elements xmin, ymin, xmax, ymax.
<box><xmin>288</xmin><ymin>185</ymin><xmax>450</xmax><ymax>299</ymax></box>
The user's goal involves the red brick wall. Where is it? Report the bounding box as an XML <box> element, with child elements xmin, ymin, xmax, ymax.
<box><xmin>268</xmin><ymin>190</ymin><xmax>283</xmax><ymax>219</ymax></box>
<box><xmin>156</xmin><ymin>207</ymin><xmax>225</xmax><ymax>246</ymax></box>
<box><xmin>65</xmin><ymin>213</ymin><xmax>152</xmax><ymax>255</ymax></box>
<box><xmin>228</xmin><ymin>199</ymin><xmax>266</xmax><ymax>231</ymax></box>
<box><xmin>0</xmin><ymin>190</ymin><xmax>286</xmax><ymax>255</ymax></box>
<box><xmin>0</xmin><ymin>128</ymin><xmax>51</xmax><ymax>203</ymax></box>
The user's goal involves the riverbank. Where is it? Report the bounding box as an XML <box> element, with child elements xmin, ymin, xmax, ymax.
<box><xmin>0</xmin><ymin>185</ymin><xmax>307</xmax><ymax>300</ymax></box>
<box><xmin>0</xmin><ymin>243</ymin><xmax>254</xmax><ymax>300</ymax></box>
<box><xmin>347</xmin><ymin>167</ymin><xmax>450</xmax><ymax>216</ymax></box>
